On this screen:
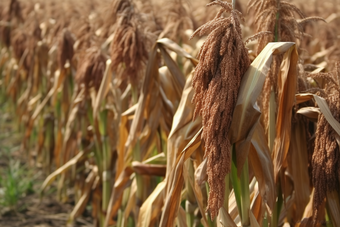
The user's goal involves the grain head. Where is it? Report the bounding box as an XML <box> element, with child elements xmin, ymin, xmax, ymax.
<box><xmin>311</xmin><ymin>67</ymin><xmax>340</xmax><ymax>222</ymax></box>
<box><xmin>110</xmin><ymin>5</ymin><xmax>148</xmax><ymax>88</ymax></box>
<box><xmin>75</xmin><ymin>47</ymin><xmax>108</xmax><ymax>92</ymax></box>
<box><xmin>312</xmin><ymin>91</ymin><xmax>340</xmax><ymax>222</ymax></box>
<box><xmin>191</xmin><ymin>0</ymin><xmax>250</xmax><ymax>219</ymax></box>
<box><xmin>159</xmin><ymin>0</ymin><xmax>194</xmax><ymax>42</ymax></box>
<box><xmin>57</xmin><ymin>28</ymin><xmax>75</xmax><ymax>70</ymax></box>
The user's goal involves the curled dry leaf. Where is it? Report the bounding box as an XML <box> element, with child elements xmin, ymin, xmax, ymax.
<box><xmin>160</xmin><ymin>73</ymin><xmax>202</xmax><ymax>227</ymax></box>
<box><xmin>271</xmin><ymin>43</ymin><xmax>298</xmax><ymax>182</ymax></box>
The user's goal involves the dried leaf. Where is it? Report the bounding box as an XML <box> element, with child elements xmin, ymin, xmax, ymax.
<box><xmin>132</xmin><ymin>161</ymin><xmax>166</xmax><ymax>176</ymax></box>
<box><xmin>160</xmin><ymin>127</ymin><xmax>202</xmax><ymax>227</ymax></box>
<box><xmin>157</xmin><ymin>38</ymin><xmax>198</xmax><ymax>66</ymax></box>
<box><xmin>41</xmin><ymin>146</ymin><xmax>91</xmax><ymax>195</ymax></box>
<box><xmin>296</xmin><ymin>93</ymin><xmax>340</xmax><ymax>136</ymax></box>
<box><xmin>272</xmin><ymin>43</ymin><xmax>298</xmax><ymax>182</ymax></box>
<box><xmin>296</xmin><ymin>107</ymin><xmax>320</xmax><ymax>121</ymax></box>
<box><xmin>160</xmin><ymin>74</ymin><xmax>202</xmax><ymax>226</ymax></box>
<box><xmin>325</xmin><ymin>178</ymin><xmax>340</xmax><ymax>227</ymax></box>
<box><xmin>229</xmin><ymin>42</ymin><xmax>297</xmax><ymax>177</ymax></box>
<box><xmin>195</xmin><ymin>158</ymin><xmax>207</xmax><ymax>186</ymax></box>
<box><xmin>124</xmin><ymin>44</ymin><xmax>159</xmax><ymax>153</ymax></box>
<box><xmin>177</xmin><ymin>207</ymin><xmax>188</xmax><ymax>227</ymax></box>
<box><xmin>123</xmin><ymin>179</ymin><xmax>137</xmax><ymax>225</ymax></box>
<box><xmin>138</xmin><ymin>181</ymin><xmax>165</xmax><ymax>227</ymax></box>
<box><xmin>287</xmin><ymin>120</ymin><xmax>311</xmax><ymax>220</ymax></box>
<box><xmin>69</xmin><ymin>167</ymin><xmax>98</xmax><ymax>222</ymax></box>
<box><xmin>93</xmin><ymin>59</ymin><xmax>112</xmax><ymax>119</ymax></box>
<box><xmin>104</xmin><ymin>166</ymin><xmax>134</xmax><ymax>226</ymax></box>
<box><xmin>249</xmin><ymin>124</ymin><xmax>275</xmax><ymax>217</ymax></box>
<box><xmin>249</xmin><ymin>210</ymin><xmax>261</xmax><ymax>227</ymax></box>
<box><xmin>217</xmin><ymin>207</ymin><xmax>237</xmax><ymax>227</ymax></box>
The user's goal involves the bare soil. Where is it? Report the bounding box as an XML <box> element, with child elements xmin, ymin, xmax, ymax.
<box><xmin>0</xmin><ymin>193</ymin><xmax>92</xmax><ymax>227</ymax></box>
<box><xmin>0</xmin><ymin>112</ymin><xmax>93</xmax><ymax>227</ymax></box>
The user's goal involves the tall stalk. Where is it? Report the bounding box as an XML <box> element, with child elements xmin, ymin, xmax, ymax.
<box><xmin>224</xmin><ymin>173</ymin><xmax>230</xmax><ymax>211</ymax></box>
<box><xmin>240</xmin><ymin>158</ymin><xmax>250</xmax><ymax>227</ymax></box>
<box><xmin>271</xmin><ymin>181</ymin><xmax>283</xmax><ymax>227</ymax></box>
<box><xmin>231</xmin><ymin>146</ymin><xmax>250</xmax><ymax>227</ymax></box>
<box><xmin>185</xmin><ymin>160</ymin><xmax>196</xmax><ymax>227</ymax></box>
<box><xmin>131</xmin><ymin>85</ymin><xmax>144</xmax><ymax>210</ymax></box>
<box><xmin>98</xmin><ymin>109</ymin><xmax>111</xmax><ymax>227</ymax></box>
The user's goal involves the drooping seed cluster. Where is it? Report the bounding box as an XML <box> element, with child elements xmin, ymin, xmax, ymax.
<box><xmin>191</xmin><ymin>0</ymin><xmax>250</xmax><ymax>219</ymax></box>
<box><xmin>57</xmin><ymin>28</ymin><xmax>75</xmax><ymax>70</ymax></box>
<box><xmin>312</xmin><ymin>67</ymin><xmax>340</xmax><ymax>222</ymax></box>
<box><xmin>248</xmin><ymin>0</ymin><xmax>324</xmax><ymax>54</ymax></box>
<box><xmin>312</xmin><ymin>91</ymin><xmax>340</xmax><ymax>221</ymax></box>
<box><xmin>75</xmin><ymin>47</ymin><xmax>108</xmax><ymax>92</ymax></box>
<box><xmin>110</xmin><ymin>0</ymin><xmax>149</xmax><ymax>87</ymax></box>
<box><xmin>158</xmin><ymin>0</ymin><xmax>193</xmax><ymax>42</ymax></box>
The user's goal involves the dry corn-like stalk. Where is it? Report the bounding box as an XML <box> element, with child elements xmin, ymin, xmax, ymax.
<box><xmin>248</xmin><ymin>0</ymin><xmax>324</xmax><ymax>137</ymax></box>
<box><xmin>248</xmin><ymin>0</ymin><xmax>325</xmax><ymax>54</ymax></box>
<box><xmin>191</xmin><ymin>0</ymin><xmax>250</xmax><ymax>219</ymax></box>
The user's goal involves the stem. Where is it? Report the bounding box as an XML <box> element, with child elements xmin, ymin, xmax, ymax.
<box><xmin>262</xmin><ymin>212</ymin><xmax>269</xmax><ymax>227</ymax></box>
<box><xmin>134</xmin><ymin>141</ymin><xmax>144</xmax><ymax>207</ymax></box>
<box><xmin>88</xmin><ymin>107</ymin><xmax>103</xmax><ymax>173</ymax></box>
<box><xmin>269</xmin><ymin>86</ymin><xmax>276</xmax><ymax>151</ymax></box>
<box><xmin>224</xmin><ymin>173</ymin><xmax>230</xmax><ymax>211</ymax></box>
<box><xmin>240</xmin><ymin>158</ymin><xmax>250</xmax><ymax>227</ymax></box>
<box><xmin>185</xmin><ymin>160</ymin><xmax>196</xmax><ymax>227</ymax></box>
<box><xmin>130</xmin><ymin>84</ymin><xmax>145</xmax><ymax>209</ymax></box>
<box><xmin>325</xmin><ymin>209</ymin><xmax>332</xmax><ymax>227</ymax></box>
<box><xmin>131</xmin><ymin>84</ymin><xmax>138</xmax><ymax>104</ymax></box>
<box><xmin>97</xmin><ymin>109</ymin><xmax>110</xmax><ymax>227</ymax></box>
<box><xmin>271</xmin><ymin>182</ymin><xmax>283</xmax><ymax>227</ymax></box>
<box><xmin>231</xmin><ymin>145</ymin><xmax>242</xmax><ymax>220</ymax></box>
<box><xmin>232</xmin><ymin>0</ymin><xmax>236</xmax><ymax>10</ymax></box>
<box><xmin>231</xmin><ymin>145</ymin><xmax>250</xmax><ymax>226</ymax></box>
<box><xmin>117</xmin><ymin>209</ymin><xmax>123</xmax><ymax>227</ymax></box>
<box><xmin>102</xmin><ymin>136</ymin><xmax>110</xmax><ymax>213</ymax></box>
<box><xmin>118</xmin><ymin>186</ymin><xmax>132</xmax><ymax>227</ymax></box>
<box><xmin>205</xmin><ymin>183</ymin><xmax>216</xmax><ymax>227</ymax></box>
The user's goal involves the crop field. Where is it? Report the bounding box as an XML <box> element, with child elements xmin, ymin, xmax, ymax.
<box><xmin>1</xmin><ymin>0</ymin><xmax>340</xmax><ymax>226</ymax></box>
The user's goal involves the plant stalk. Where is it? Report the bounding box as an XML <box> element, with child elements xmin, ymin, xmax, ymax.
<box><xmin>271</xmin><ymin>182</ymin><xmax>283</xmax><ymax>227</ymax></box>
<box><xmin>231</xmin><ymin>145</ymin><xmax>242</xmax><ymax>220</ymax></box>
<box><xmin>269</xmin><ymin>87</ymin><xmax>276</xmax><ymax>151</ymax></box>
<box><xmin>240</xmin><ymin>158</ymin><xmax>250</xmax><ymax>227</ymax></box>
<box><xmin>185</xmin><ymin>160</ymin><xmax>196</xmax><ymax>227</ymax></box>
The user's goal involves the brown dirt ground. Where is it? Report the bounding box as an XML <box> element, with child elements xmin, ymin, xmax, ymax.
<box><xmin>0</xmin><ymin>193</ymin><xmax>93</xmax><ymax>227</ymax></box>
<box><xmin>0</xmin><ymin>112</ymin><xmax>93</xmax><ymax>227</ymax></box>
